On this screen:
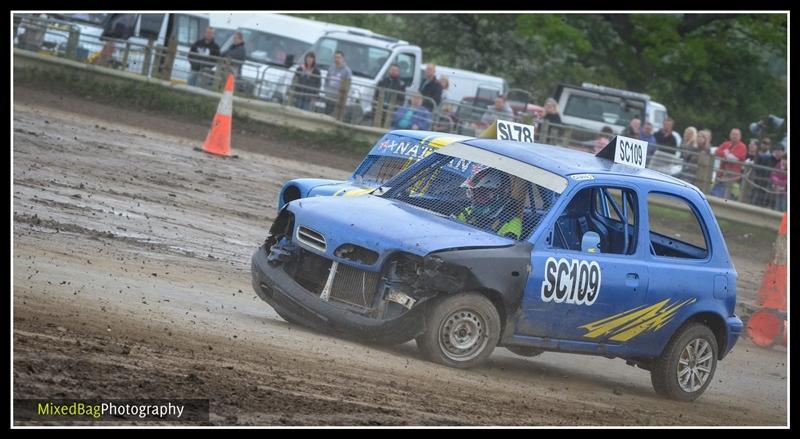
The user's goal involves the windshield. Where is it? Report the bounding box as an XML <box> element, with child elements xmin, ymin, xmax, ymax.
<box><xmin>310</xmin><ymin>37</ymin><xmax>391</xmax><ymax>79</ymax></box>
<box><xmin>378</xmin><ymin>153</ymin><xmax>561</xmax><ymax>241</ymax></box>
<box><xmin>563</xmin><ymin>94</ymin><xmax>645</xmax><ymax>127</ymax></box>
<box><xmin>224</xmin><ymin>28</ymin><xmax>310</xmax><ymax>65</ymax></box>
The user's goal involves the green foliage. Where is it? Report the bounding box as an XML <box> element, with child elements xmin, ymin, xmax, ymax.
<box><xmin>292</xmin><ymin>13</ymin><xmax>786</xmax><ymax>141</ymax></box>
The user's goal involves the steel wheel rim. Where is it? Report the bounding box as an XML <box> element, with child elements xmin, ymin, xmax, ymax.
<box><xmin>677</xmin><ymin>338</ymin><xmax>714</xmax><ymax>393</ymax></box>
<box><xmin>439</xmin><ymin>308</ymin><xmax>488</xmax><ymax>362</ymax></box>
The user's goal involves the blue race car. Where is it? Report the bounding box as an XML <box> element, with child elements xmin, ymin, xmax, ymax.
<box><xmin>252</xmin><ymin>134</ymin><xmax>742</xmax><ymax>401</ymax></box>
<box><xmin>277</xmin><ymin>130</ymin><xmax>475</xmax><ymax>209</ymax></box>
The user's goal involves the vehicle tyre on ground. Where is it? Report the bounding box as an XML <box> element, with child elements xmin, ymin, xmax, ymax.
<box><xmin>416</xmin><ymin>292</ymin><xmax>501</xmax><ymax>369</ymax></box>
<box><xmin>650</xmin><ymin>322</ymin><xmax>718</xmax><ymax>401</ymax></box>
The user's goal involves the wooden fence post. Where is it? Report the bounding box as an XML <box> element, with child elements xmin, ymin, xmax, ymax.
<box><xmin>335</xmin><ymin>77</ymin><xmax>350</xmax><ymax>121</ymax></box>
<box><xmin>142</xmin><ymin>39</ymin><xmax>154</xmax><ymax>76</ymax></box>
<box><xmin>372</xmin><ymin>87</ymin><xmax>385</xmax><ymax>127</ymax></box>
<box><xmin>695</xmin><ymin>151</ymin><xmax>715</xmax><ymax>193</ymax></box>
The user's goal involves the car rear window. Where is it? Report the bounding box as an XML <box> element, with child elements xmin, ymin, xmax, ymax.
<box><xmin>647</xmin><ymin>193</ymin><xmax>709</xmax><ymax>259</ymax></box>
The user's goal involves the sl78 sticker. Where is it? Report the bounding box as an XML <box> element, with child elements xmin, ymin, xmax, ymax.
<box><xmin>540</xmin><ymin>257</ymin><xmax>601</xmax><ymax>306</ymax></box>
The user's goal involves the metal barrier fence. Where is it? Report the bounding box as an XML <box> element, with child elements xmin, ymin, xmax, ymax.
<box><xmin>538</xmin><ymin>120</ymin><xmax>788</xmax><ymax>211</ymax></box>
<box><xmin>13</xmin><ymin>14</ymin><xmax>787</xmax><ymax>212</ymax></box>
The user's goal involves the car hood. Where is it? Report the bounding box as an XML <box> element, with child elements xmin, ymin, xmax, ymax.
<box><xmin>287</xmin><ymin>194</ymin><xmax>514</xmax><ymax>263</ymax></box>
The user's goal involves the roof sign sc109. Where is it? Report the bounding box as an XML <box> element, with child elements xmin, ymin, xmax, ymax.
<box><xmin>595</xmin><ymin>135</ymin><xmax>649</xmax><ymax>169</ymax></box>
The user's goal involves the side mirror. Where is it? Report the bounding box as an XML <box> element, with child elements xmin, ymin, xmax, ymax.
<box><xmin>284</xmin><ymin>54</ymin><xmax>295</xmax><ymax>68</ymax></box>
<box><xmin>581</xmin><ymin>231</ymin><xmax>601</xmax><ymax>254</ymax></box>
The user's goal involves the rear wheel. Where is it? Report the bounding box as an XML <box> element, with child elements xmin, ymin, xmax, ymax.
<box><xmin>416</xmin><ymin>293</ymin><xmax>501</xmax><ymax>369</ymax></box>
<box><xmin>651</xmin><ymin>323</ymin><xmax>718</xmax><ymax>401</ymax></box>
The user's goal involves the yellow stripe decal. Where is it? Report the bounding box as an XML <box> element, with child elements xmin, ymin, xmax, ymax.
<box><xmin>579</xmin><ymin>298</ymin><xmax>696</xmax><ymax>342</ymax></box>
<box><xmin>342</xmin><ymin>188</ymin><xmax>373</xmax><ymax>197</ymax></box>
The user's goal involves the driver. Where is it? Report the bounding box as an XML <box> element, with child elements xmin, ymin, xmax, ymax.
<box><xmin>455</xmin><ymin>168</ymin><xmax>522</xmax><ymax>240</ymax></box>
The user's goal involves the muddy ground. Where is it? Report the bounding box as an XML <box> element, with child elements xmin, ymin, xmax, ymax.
<box><xmin>12</xmin><ymin>87</ymin><xmax>787</xmax><ymax>426</ymax></box>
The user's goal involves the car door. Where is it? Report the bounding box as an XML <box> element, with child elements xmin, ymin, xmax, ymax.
<box><xmin>516</xmin><ymin>183</ymin><xmax>650</xmax><ymax>343</ymax></box>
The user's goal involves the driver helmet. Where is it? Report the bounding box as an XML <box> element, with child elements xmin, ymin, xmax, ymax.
<box><xmin>463</xmin><ymin>168</ymin><xmax>511</xmax><ymax>208</ymax></box>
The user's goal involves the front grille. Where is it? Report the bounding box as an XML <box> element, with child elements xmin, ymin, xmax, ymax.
<box><xmin>296</xmin><ymin>226</ymin><xmax>326</xmax><ymax>252</ymax></box>
<box><xmin>286</xmin><ymin>248</ymin><xmax>380</xmax><ymax>309</ymax></box>
<box><xmin>329</xmin><ymin>263</ymin><xmax>380</xmax><ymax>309</ymax></box>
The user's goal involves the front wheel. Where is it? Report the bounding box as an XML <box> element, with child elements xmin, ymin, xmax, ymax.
<box><xmin>650</xmin><ymin>323</ymin><xmax>718</xmax><ymax>401</ymax></box>
<box><xmin>416</xmin><ymin>293</ymin><xmax>501</xmax><ymax>369</ymax></box>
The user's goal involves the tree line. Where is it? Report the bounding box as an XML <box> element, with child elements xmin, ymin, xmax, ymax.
<box><xmin>295</xmin><ymin>13</ymin><xmax>787</xmax><ymax>142</ymax></box>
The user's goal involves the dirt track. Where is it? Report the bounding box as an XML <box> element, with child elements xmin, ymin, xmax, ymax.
<box><xmin>12</xmin><ymin>87</ymin><xmax>787</xmax><ymax>426</ymax></box>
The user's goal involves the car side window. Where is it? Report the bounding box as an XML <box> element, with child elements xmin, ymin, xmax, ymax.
<box><xmin>647</xmin><ymin>193</ymin><xmax>709</xmax><ymax>259</ymax></box>
<box><xmin>552</xmin><ymin>186</ymin><xmax>638</xmax><ymax>255</ymax></box>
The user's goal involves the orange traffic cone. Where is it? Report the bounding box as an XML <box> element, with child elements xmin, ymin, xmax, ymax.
<box><xmin>746</xmin><ymin>213</ymin><xmax>788</xmax><ymax>347</ymax></box>
<box><xmin>200</xmin><ymin>73</ymin><xmax>235</xmax><ymax>157</ymax></box>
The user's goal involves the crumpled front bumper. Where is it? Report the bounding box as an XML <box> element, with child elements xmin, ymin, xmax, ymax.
<box><xmin>250</xmin><ymin>245</ymin><xmax>427</xmax><ymax>345</ymax></box>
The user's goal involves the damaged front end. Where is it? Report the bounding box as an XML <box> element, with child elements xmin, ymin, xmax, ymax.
<box><xmin>251</xmin><ymin>208</ymin><xmax>532</xmax><ymax>345</ymax></box>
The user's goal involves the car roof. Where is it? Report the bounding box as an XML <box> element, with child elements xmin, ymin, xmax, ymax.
<box><xmin>457</xmin><ymin>138</ymin><xmax>692</xmax><ymax>188</ymax></box>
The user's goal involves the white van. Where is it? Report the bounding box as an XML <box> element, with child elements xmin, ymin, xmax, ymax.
<box><xmin>303</xmin><ymin>29</ymin><xmax>423</xmax><ymax>120</ymax></box>
<box><xmin>217</xmin><ymin>14</ymin><xmax>366</xmax><ymax>100</ymax></box>
<box><xmin>427</xmin><ymin>65</ymin><xmax>507</xmax><ymax>105</ymax></box>
<box><xmin>100</xmin><ymin>13</ymin><xmax>214</xmax><ymax>80</ymax></box>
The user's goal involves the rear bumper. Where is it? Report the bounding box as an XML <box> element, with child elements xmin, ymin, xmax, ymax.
<box><xmin>722</xmin><ymin>315</ymin><xmax>744</xmax><ymax>360</ymax></box>
<box><xmin>250</xmin><ymin>245</ymin><xmax>426</xmax><ymax>345</ymax></box>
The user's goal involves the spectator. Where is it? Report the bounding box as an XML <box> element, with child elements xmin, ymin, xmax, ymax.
<box><xmin>640</xmin><ymin>121</ymin><xmax>657</xmax><ymax>143</ymax></box>
<box><xmin>187</xmin><ymin>26</ymin><xmax>220</xmax><ymax>87</ymax></box>
<box><xmin>746</xmin><ymin>139</ymin><xmax>760</xmax><ymax>163</ymax></box>
<box><xmin>221</xmin><ymin>31</ymin><xmax>246</xmax><ymax>78</ymax></box>
<box><xmin>621</xmin><ymin>117</ymin><xmax>641</xmax><ymax>138</ymax></box>
<box><xmin>543</xmin><ymin>98</ymin><xmax>562</xmax><ymax>124</ymax></box>
<box><xmin>323</xmin><ymin>50</ymin><xmax>353</xmax><ymax>115</ymax></box>
<box><xmin>593</xmin><ymin>126</ymin><xmax>614</xmax><ymax>153</ymax></box>
<box><xmin>681</xmin><ymin>127</ymin><xmax>698</xmax><ymax>151</ymax></box>
<box><xmin>480</xmin><ymin>95</ymin><xmax>514</xmax><ymax>127</ymax></box>
<box><xmin>439</xmin><ymin>75</ymin><xmax>450</xmax><ymax>102</ymax></box>
<box><xmin>758</xmin><ymin>136</ymin><xmax>772</xmax><ymax>154</ymax></box>
<box><xmin>710</xmin><ymin>128</ymin><xmax>747</xmax><ymax>199</ymax></box>
<box><xmin>88</xmin><ymin>40</ymin><xmax>122</xmax><ymax>69</ymax></box>
<box><xmin>752</xmin><ymin>140</ymin><xmax>782</xmax><ymax>207</ymax></box>
<box><xmin>435</xmin><ymin>79</ymin><xmax>456</xmax><ymax>133</ymax></box>
<box><xmin>290</xmin><ymin>51</ymin><xmax>321</xmax><ymax>112</ymax></box>
<box><xmin>419</xmin><ymin>63</ymin><xmax>443</xmax><ymax>112</ymax></box>
<box><xmin>373</xmin><ymin>63</ymin><xmax>406</xmax><ymax>122</ymax></box>
<box><xmin>653</xmin><ymin>117</ymin><xmax>678</xmax><ymax>156</ymax></box>
<box><xmin>684</xmin><ymin>128</ymin><xmax>711</xmax><ymax>184</ymax></box>
<box><xmin>678</xmin><ymin>126</ymin><xmax>696</xmax><ymax>173</ymax></box>
<box><xmin>392</xmin><ymin>92</ymin><xmax>432</xmax><ymax>130</ymax></box>
<box><xmin>770</xmin><ymin>154</ymin><xmax>787</xmax><ymax>211</ymax></box>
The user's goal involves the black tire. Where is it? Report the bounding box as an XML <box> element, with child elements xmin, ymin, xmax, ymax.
<box><xmin>416</xmin><ymin>293</ymin><xmax>501</xmax><ymax>369</ymax></box>
<box><xmin>506</xmin><ymin>346</ymin><xmax>544</xmax><ymax>358</ymax></box>
<box><xmin>651</xmin><ymin>323</ymin><xmax>718</xmax><ymax>401</ymax></box>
